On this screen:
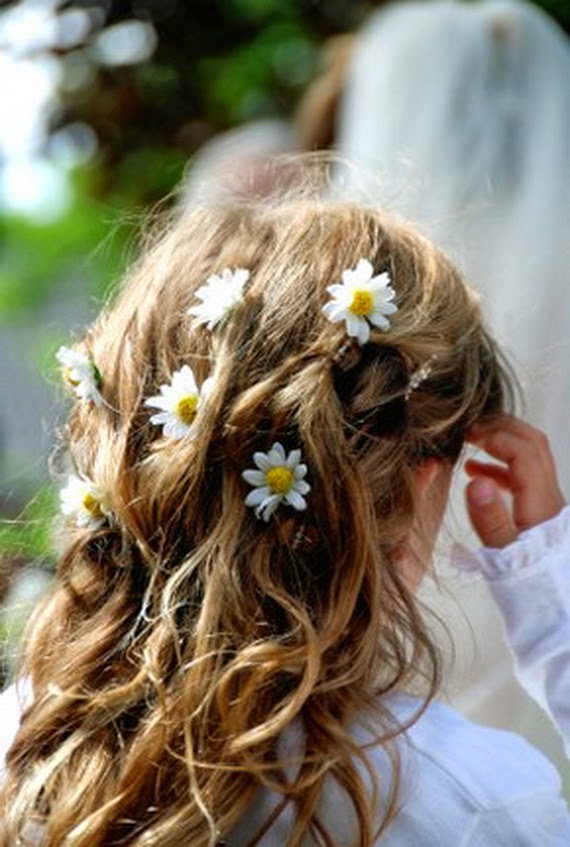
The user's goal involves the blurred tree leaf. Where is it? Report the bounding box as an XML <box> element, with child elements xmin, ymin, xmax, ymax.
<box><xmin>0</xmin><ymin>487</ymin><xmax>57</xmax><ymax>565</ymax></box>
<box><xmin>0</xmin><ymin>148</ymin><xmax>186</xmax><ymax>322</ymax></box>
<box><xmin>199</xmin><ymin>22</ymin><xmax>318</xmax><ymax>123</ymax></box>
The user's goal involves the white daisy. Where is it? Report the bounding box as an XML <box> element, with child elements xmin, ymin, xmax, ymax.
<box><xmin>60</xmin><ymin>474</ymin><xmax>110</xmax><ymax>530</ymax></box>
<box><xmin>242</xmin><ymin>442</ymin><xmax>310</xmax><ymax>522</ymax></box>
<box><xmin>322</xmin><ymin>258</ymin><xmax>398</xmax><ymax>345</ymax></box>
<box><xmin>56</xmin><ymin>346</ymin><xmax>103</xmax><ymax>406</ymax></box>
<box><xmin>144</xmin><ymin>365</ymin><xmax>213</xmax><ymax>439</ymax></box>
<box><xmin>188</xmin><ymin>267</ymin><xmax>250</xmax><ymax>330</ymax></box>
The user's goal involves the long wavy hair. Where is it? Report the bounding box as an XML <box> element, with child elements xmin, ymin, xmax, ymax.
<box><xmin>0</xmin><ymin>184</ymin><xmax>512</xmax><ymax>846</ymax></box>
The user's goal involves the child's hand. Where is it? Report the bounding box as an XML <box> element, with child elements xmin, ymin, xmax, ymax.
<box><xmin>464</xmin><ymin>416</ymin><xmax>566</xmax><ymax>548</ymax></box>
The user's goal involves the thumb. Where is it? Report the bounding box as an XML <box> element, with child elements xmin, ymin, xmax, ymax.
<box><xmin>466</xmin><ymin>477</ymin><xmax>518</xmax><ymax>548</ymax></box>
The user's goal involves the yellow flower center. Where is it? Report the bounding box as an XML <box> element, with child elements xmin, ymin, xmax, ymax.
<box><xmin>349</xmin><ymin>289</ymin><xmax>373</xmax><ymax>316</ymax></box>
<box><xmin>265</xmin><ymin>466</ymin><xmax>294</xmax><ymax>495</ymax></box>
<box><xmin>63</xmin><ymin>367</ymin><xmax>80</xmax><ymax>387</ymax></box>
<box><xmin>82</xmin><ymin>493</ymin><xmax>103</xmax><ymax>519</ymax></box>
<box><xmin>176</xmin><ymin>395</ymin><xmax>199</xmax><ymax>425</ymax></box>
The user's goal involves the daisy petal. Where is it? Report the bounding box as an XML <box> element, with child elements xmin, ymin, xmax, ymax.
<box><xmin>381</xmin><ymin>301</ymin><xmax>398</xmax><ymax>314</ymax></box>
<box><xmin>148</xmin><ymin>411</ymin><xmax>172</xmax><ymax>425</ymax></box>
<box><xmin>355</xmin><ymin>258</ymin><xmax>374</xmax><ymax>279</ymax></box>
<box><xmin>245</xmin><ymin>487</ymin><xmax>270</xmax><ymax>507</ymax></box>
<box><xmin>201</xmin><ymin>377</ymin><xmax>216</xmax><ymax>399</ymax></box>
<box><xmin>268</xmin><ymin>443</ymin><xmax>286</xmax><ymax>464</ymax></box>
<box><xmin>295</xmin><ymin>480</ymin><xmax>311</xmax><ymax>495</ymax></box>
<box><xmin>369</xmin><ymin>271</ymin><xmax>391</xmax><ymax>289</ymax></box>
<box><xmin>253</xmin><ymin>452</ymin><xmax>272</xmax><ymax>471</ymax></box>
<box><xmin>325</xmin><ymin>284</ymin><xmax>347</xmax><ymax>298</ymax></box>
<box><xmin>258</xmin><ymin>495</ymin><xmax>281</xmax><ymax>522</ymax></box>
<box><xmin>242</xmin><ymin>469</ymin><xmax>266</xmax><ymax>486</ymax></box>
<box><xmin>163</xmin><ymin>419</ymin><xmax>192</xmax><ymax>439</ymax></box>
<box><xmin>355</xmin><ymin>319</ymin><xmax>370</xmax><ymax>345</ymax></box>
<box><xmin>284</xmin><ymin>490</ymin><xmax>307</xmax><ymax>511</ymax></box>
<box><xmin>369</xmin><ymin>313</ymin><xmax>390</xmax><ymax>331</ymax></box>
<box><xmin>286</xmin><ymin>449</ymin><xmax>301</xmax><ymax>469</ymax></box>
<box><xmin>344</xmin><ymin>312</ymin><xmax>363</xmax><ymax>338</ymax></box>
<box><xmin>322</xmin><ymin>302</ymin><xmax>347</xmax><ymax>322</ymax></box>
<box><xmin>173</xmin><ymin>365</ymin><xmax>198</xmax><ymax>394</ymax></box>
<box><xmin>145</xmin><ymin>395</ymin><xmax>169</xmax><ymax>410</ymax></box>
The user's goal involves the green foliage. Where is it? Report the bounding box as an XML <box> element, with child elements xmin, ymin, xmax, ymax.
<box><xmin>0</xmin><ymin>148</ymin><xmax>186</xmax><ymax>323</ymax></box>
<box><xmin>110</xmin><ymin>146</ymin><xmax>188</xmax><ymax>206</ymax></box>
<box><xmin>199</xmin><ymin>21</ymin><xmax>318</xmax><ymax>123</ymax></box>
<box><xmin>226</xmin><ymin>0</ymin><xmax>302</xmax><ymax>23</ymax></box>
<box><xmin>0</xmin><ymin>176</ymin><xmax>122</xmax><ymax>320</ymax></box>
<box><xmin>538</xmin><ymin>0</ymin><xmax>570</xmax><ymax>31</ymax></box>
<box><xmin>0</xmin><ymin>488</ymin><xmax>57</xmax><ymax>566</ymax></box>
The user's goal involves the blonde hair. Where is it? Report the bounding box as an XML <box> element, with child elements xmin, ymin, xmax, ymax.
<box><xmin>0</xmin><ymin>182</ymin><xmax>512</xmax><ymax>846</ymax></box>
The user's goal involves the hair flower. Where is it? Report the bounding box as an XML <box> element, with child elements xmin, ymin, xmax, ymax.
<box><xmin>188</xmin><ymin>267</ymin><xmax>250</xmax><ymax>330</ymax></box>
<box><xmin>144</xmin><ymin>365</ymin><xmax>213</xmax><ymax>439</ymax></box>
<box><xmin>56</xmin><ymin>346</ymin><xmax>103</xmax><ymax>406</ymax></box>
<box><xmin>60</xmin><ymin>474</ymin><xmax>111</xmax><ymax>530</ymax></box>
<box><xmin>322</xmin><ymin>258</ymin><xmax>398</xmax><ymax>345</ymax></box>
<box><xmin>242</xmin><ymin>443</ymin><xmax>310</xmax><ymax>522</ymax></box>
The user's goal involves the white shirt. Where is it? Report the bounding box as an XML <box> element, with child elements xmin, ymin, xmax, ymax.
<box><xmin>229</xmin><ymin>506</ymin><xmax>570</xmax><ymax>845</ymax></box>
<box><xmin>3</xmin><ymin>507</ymin><xmax>570</xmax><ymax>844</ymax></box>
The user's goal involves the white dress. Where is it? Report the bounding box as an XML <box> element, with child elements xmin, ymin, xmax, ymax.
<box><xmin>2</xmin><ymin>507</ymin><xmax>570</xmax><ymax>844</ymax></box>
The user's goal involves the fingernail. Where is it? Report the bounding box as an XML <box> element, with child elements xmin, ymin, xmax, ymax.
<box><xmin>470</xmin><ymin>478</ymin><xmax>496</xmax><ymax>506</ymax></box>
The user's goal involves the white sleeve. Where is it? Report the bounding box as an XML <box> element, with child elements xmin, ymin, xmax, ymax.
<box><xmin>475</xmin><ymin>505</ymin><xmax>570</xmax><ymax>754</ymax></box>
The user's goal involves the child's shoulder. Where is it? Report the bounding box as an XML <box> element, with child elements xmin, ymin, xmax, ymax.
<box><xmin>302</xmin><ymin>696</ymin><xmax>569</xmax><ymax>847</ymax></box>
<box><xmin>347</xmin><ymin>695</ymin><xmax>569</xmax><ymax>845</ymax></box>
<box><xmin>395</xmin><ymin>695</ymin><xmax>562</xmax><ymax>808</ymax></box>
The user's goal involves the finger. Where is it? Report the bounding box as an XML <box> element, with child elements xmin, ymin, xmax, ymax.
<box><xmin>468</xmin><ymin>430</ymin><xmax>542</xmax><ymax>493</ymax></box>
<box><xmin>464</xmin><ymin>459</ymin><xmax>511</xmax><ymax>490</ymax></box>
<box><xmin>467</xmin><ymin>417</ymin><xmax>567</xmax><ymax>532</ymax></box>
<box><xmin>465</xmin><ymin>477</ymin><xmax>518</xmax><ymax>548</ymax></box>
<box><xmin>496</xmin><ymin>422</ymin><xmax>566</xmax><ymax>506</ymax></box>
<box><xmin>476</xmin><ymin>431</ymin><xmax>564</xmax><ymax>509</ymax></box>
<box><xmin>496</xmin><ymin>415</ymin><xmax>553</xmax><ymax>447</ymax></box>
<box><xmin>469</xmin><ymin>414</ymin><xmax>541</xmax><ymax>441</ymax></box>
<box><xmin>469</xmin><ymin>416</ymin><xmax>556</xmax><ymax>472</ymax></box>
<box><xmin>468</xmin><ymin>429</ymin><xmax>527</xmax><ymax>463</ymax></box>
<box><xmin>492</xmin><ymin>418</ymin><xmax>559</xmax><ymax>476</ymax></box>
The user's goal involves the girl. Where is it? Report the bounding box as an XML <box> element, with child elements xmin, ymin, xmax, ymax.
<box><xmin>0</xmin><ymin>184</ymin><xmax>568</xmax><ymax>845</ymax></box>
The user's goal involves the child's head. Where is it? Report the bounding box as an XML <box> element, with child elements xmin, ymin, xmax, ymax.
<box><xmin>78</xmin><ymin>192</ymin><xmax>507</xmax><ymax>557</ymax></box>
<box><xmin>2</xmin><ymin>185</ymin><xmax>512</xmax><ymax>845</ymax></box>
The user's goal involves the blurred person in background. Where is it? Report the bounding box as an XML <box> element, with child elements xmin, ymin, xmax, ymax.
<box><xmin>180</xmin><ymin>118</ymin><xmax>301</xmax><ymax>204</ymax></box>
<box><xmin>180</xmin><ymin>34</ymin><xmax>356</xmax><ymax>206</ymax></box>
